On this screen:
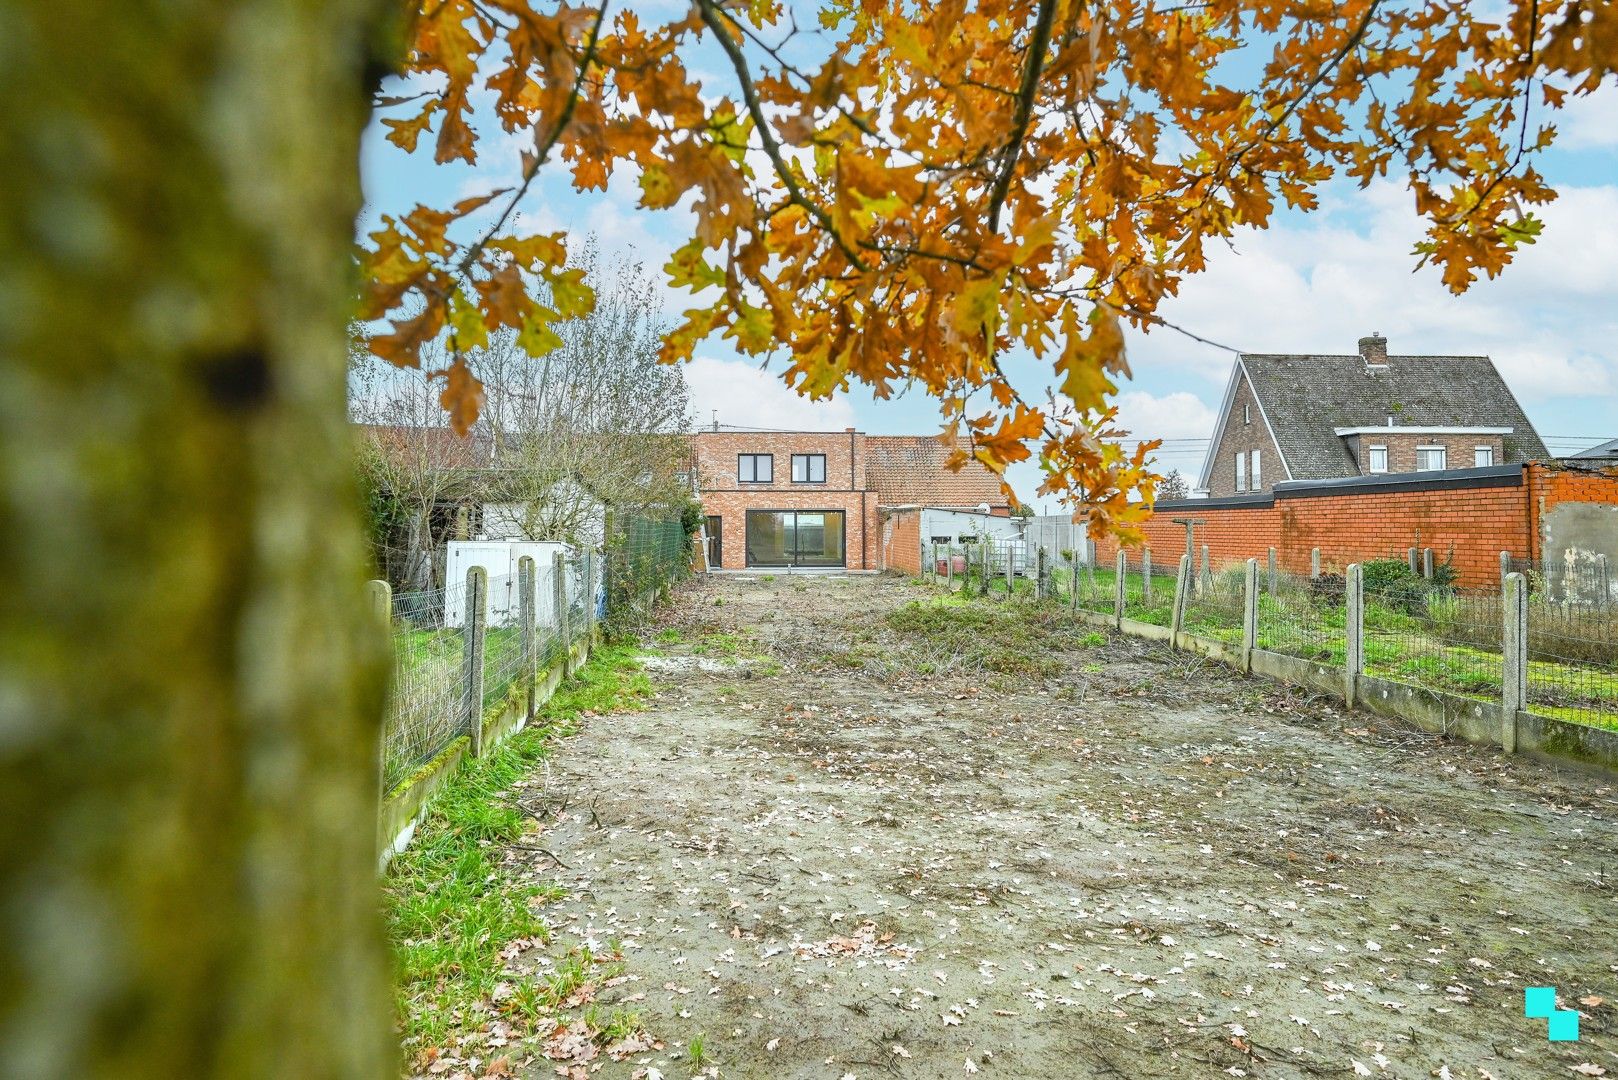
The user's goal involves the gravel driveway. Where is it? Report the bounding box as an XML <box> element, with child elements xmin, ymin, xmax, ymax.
<box><xmin>508</xmin><ymin>573</ymin><xmax>1618</xmax><ymax>1079</ymax></box>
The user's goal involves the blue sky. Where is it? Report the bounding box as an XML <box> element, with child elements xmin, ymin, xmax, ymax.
<box><xmin>361</xmin><ymin>33</ymin><xmax>1618</xmax><ymax>512</ymax></box>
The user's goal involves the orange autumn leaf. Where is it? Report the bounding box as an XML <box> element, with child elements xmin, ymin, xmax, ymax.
<box><xmin>360</xmin><ymin>0</ymin><xmax>1602</xmax><ymax>533</ymax></box>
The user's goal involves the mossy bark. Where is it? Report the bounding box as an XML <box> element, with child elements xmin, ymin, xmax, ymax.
<box><xmin>0</xmin><ymin>3</ymin><xmax>401</xmax><ymax>1076</ymax></box>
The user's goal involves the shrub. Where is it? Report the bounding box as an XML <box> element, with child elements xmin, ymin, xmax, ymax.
<box><xmin>1361</xmin><ymin>556</ymin><xmax>1458</xmax><ymax>615</ymax></box>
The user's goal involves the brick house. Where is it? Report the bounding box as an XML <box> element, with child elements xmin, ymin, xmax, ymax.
<box><xmin>691</xmin><ymin>427</ymin><xmax>1008</xmax><ymax>569</ymax></box>
<box><xmin>1198</xmin><ymin>333</ymin><xmax>1549</xmax><ymax>497</ymax></box>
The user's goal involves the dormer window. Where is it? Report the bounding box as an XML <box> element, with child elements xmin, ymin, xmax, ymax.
<box><xmin>1368</xmin><ymin>445</ymin><xmax>1388</xmax><ymax>473</ymax></box>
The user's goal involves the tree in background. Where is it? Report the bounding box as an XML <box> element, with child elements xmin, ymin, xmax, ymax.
<box><xmin>472</xmin><ymin>248</ymin><xmax>693</xmax><ymax>545</ymax></box>
<box><xmin>361</xmin><ymin>0</ymin><xmax>1614</xmax><ymax>538</ymax></box>
<box><xmin>351</xmin><ymin>354</ymin><xmax>486</xmax><ymax>590</ymax></box>
<box><xmin>350</xmin><ymin>248</ymin><xmax>692</xmax><ymax>581</ymax></box>
<box><xmin>1157</xmin><ymin>469</ymin><xmax>1190</xmax><ymax>502</ymax></box>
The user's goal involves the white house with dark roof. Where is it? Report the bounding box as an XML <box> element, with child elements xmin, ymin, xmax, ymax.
<box><xmin>1196</xmin><ymin>333</ymin><xmax>1550</xmax><ymax>498</ymax></box>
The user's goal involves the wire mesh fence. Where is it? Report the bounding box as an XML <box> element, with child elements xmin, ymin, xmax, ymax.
<box><xmin>910</xmin><ymin>536</ymin><xmax>1618</xmax><ymax>735</ymax></box>
<box><xmin>384</xmin><ymin>579</ymin><xmax>470</xmax><ymax>791</ymax></box>
<box><xmin>1183</xmin><ymin>561</ymin><xmax>1246</xmax><ymax>644</ymax></box>
<box><xmin>378</xmin><ymin>516</ymin><xmax>694</xmax><ymax>793</ymax></box>
<box><xmin>1508</xmin><ymin>555</ymin><xmax>1616</xmax><ymax>608</ymax></box>
<box><xmin>1361</xmin><ymin>579</ymin><xmax>1504</xmax><ymax>704</ymax></box>
<box><xmin>1521</xmin><ymin>562</ymin><xmax>1618</xmax><ymax>729</ymax></box>
<box><xmin>1256</xmin><ymin>569</ymin><xmax>1343</xmax><ymax>663</ymax></box>
<box><xmin>603</xmin><ymin>516</ymin><xmax>692</xmax><ymax>622</ymax></box>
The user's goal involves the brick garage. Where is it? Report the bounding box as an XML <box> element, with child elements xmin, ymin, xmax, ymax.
<box><xmin>1088</xmin><ymin>463</ymin><xmax>1618</xmax><ymax>588</ymax></box>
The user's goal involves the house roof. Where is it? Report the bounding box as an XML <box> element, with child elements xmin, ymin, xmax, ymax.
<box><xmin>1221</xmin><ymin>352</ymin><xmax>1550</xmax><ymax>482</ymax></box>
<box><xmin>1569</xmin><ymin>437</ymin><xmax>1618</xmax><ymax>460</ymax></box>
<box><xmin>864</xmin><ymin>435</ymin><xmax>1009</xmax><ymax>508</ymax></box>
<box><xmin>357</xmin><ymin>423</ymin><xmax>491</xmax><ymax>470</ymax></box>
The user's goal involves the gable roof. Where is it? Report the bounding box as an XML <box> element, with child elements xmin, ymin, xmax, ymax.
<box><xmin>1570</xmin><ymin>437</ymin><xmax>1618</xmax><ymax>460</ymax></box>
<box><xmin>864</xmin><ymin>435</ymin><xmax>1009</xmax><ymax>508</ymax></box>
<box><xmin>1207</xmin><ymin>352</ymin><xmax>1549</xmax><ymax>483</ymax></box>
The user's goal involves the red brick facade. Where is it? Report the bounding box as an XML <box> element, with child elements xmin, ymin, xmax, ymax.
<box><xmin>1089</xmin><ymin>463</ymin><xmax>1618</xmax><ymax>588</ymax></box>
<box><xmin>881</xmin><ymin>509</ymin><xmax>923</xmax><ymax>575</ymax></box>
<box><xmin>692</xmin><ymin>428</ymin><xmax>1010</xmax><ymax>570</ymax></box>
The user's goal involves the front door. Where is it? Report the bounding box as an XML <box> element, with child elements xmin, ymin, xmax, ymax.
<box><xmin>745</xmin><ymin>510</ymin><xmax>846</xmax><ymax>568</ymax></box>
<box><xmin>706</xmin><ymin>515</ymin><xmax>722</xmax><ymax>569</ymax></box>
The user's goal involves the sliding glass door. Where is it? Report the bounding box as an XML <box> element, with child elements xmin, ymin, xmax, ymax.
<box><xmin>745</xmin><ymin>510</ymin><xmax>846</xmax><ymax>568</ymax></box>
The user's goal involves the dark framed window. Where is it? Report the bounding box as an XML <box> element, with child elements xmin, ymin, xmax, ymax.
<box><xmin>791</xmin><ymin>453</ymin><xmax>827</xmax><ymax>483</ymax></box>
<box><xmin>738</xmin><ymin>453</ymin><xmax>773</xmax><ymax>483</ymax></box>
<box><xmin>745</xmin><ymin>510</ymin><xmax>846</xmax><ymax>567</ymax></box>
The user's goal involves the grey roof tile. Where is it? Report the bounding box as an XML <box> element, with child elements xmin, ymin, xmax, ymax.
<box><xmin>1240</xmin><ymin>353</ymin><xmax>1550</xmax><ymax>480</ymax></box>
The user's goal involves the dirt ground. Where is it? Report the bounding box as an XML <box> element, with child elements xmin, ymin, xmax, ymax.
<box><xmin>509</xmin><ymin>573</ymin><xmax>1618</xmax><ymax>1079</ymax></box>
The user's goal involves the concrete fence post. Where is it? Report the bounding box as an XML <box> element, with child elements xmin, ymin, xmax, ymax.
<box><xmin>1344</xmin><ymin>563</ymin><xmax>1363</xmax><ymax>709</ymax></box>
<box><xmin>1500</xmin><ymin>550</ymin><xmax>1511</xmax><ymax>587</ymax></box>
<box><xmin>1069</xmin><ymin>551</ymin><xmax>1080</xmax><ymax>612</ymax></box>
<box><xmin>1200</xmin><ymin>544</ymin><xmax>1212</xmax><ymax>595</ymax></box>
<box><xmin>1310</xmin><ymin>547</ymin><xmax>1321</xmax><ymax>580</ymax></box>
<box><xmin>367</xmin><ymin>579</ymin><xmax>392</xmax><ymax>801</ymax></box>
<box><xmin>1142</xmin><ymin>546</ymin><xmax>1153</xmax><ymax>605</ymax></box>
<box><xmin>980</xmin><ymin>542</ymin><xmax>992</xmax><ymax>598</ymax></box>
<box><xmin>945</xmin><ymin>545</ymin><xmax>954</xmax><ymax>589</ymax></box>
<box><xmin>1408</xmin><ymin>547</ymin><xmax>1419</xmax><ymax>574</ymax></box>
<box><xmin>1005</xmin><ymin>542</ymin><xmax>1015</xmax><ymax>598</ymax></box>
<box><xmin>552</xmin><ymin>552</ymin><xmax>571</xmax><ymax>678</ymax></box>
<box><xmin>1114</xmin><ymin>550</ymin><xmax>1127</xmax><ymax>629</ymax></box>
<box><xmin>518</xmin><ymin>556</ymin><xmax>537</xmax><ymax>723</ymax></box>
<box><xmin>1502</xmin><ymin>572</ymin><xmax>1528</xmax><ymax>753</ymax></box>
<box><xmin>1035</xmin><ymin>546</ymin><xmax>1048</xmax><ymax>601</ymax></box>
<box><xmin>1241</xmin><ymin>558</ymin><xmax>1258</xmax><ymax>674</ymax></box>
<box><xmin>1267</xmin><ymin>546</ymin><xmax>1277</xmax><ymax>599</ymax></box>
<box><xmin>463</xmin><ymin>565</ymin><xmax>487</xmax><ymax>757</ymax></box>
<box><xmin>1171</xmin><ymin>553</ymin><xmax>1192</xmax><ymax>648</ymax></box>
<box><xmin>1423</xmin><ymin>548</ymin><xmax>1435</xmax><ymax>580</ymax></box>
<box><xmin>584</xmin><ymin>549</ymin><xmax>597</xmax><ymax>647</ymax></box>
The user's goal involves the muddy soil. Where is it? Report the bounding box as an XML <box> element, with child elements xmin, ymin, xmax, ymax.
<box><xmin>513</xmin><ymin>574</ymin><xmax>1618</xmax><ymax>1079</ymax></box>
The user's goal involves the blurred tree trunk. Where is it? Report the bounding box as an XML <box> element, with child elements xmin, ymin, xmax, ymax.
<box><xmin>0</xmin><ymin>3</ymin><xmax>400</xmax><ymax>1077</ymax></box>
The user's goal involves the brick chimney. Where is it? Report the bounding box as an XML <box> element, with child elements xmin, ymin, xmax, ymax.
<box><xmin>1359</xmin><ymin>331</ymin><xmax>1388</xmax><ymax>367</ymax></box>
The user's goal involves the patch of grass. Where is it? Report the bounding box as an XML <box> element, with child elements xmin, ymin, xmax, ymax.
<box><xmin>693</xmin><ymin>630</ymin><xmax>759</xmax><ymax>660</ymax></box>
<box><xmin>885</xmin><ymin>597</ymin><xmax>1103</xmax><ymax>677</ymax></box>
<box><xmin>654</xmin><ymin>627</ymin><xmax>682</xmax><ymax>644</ymax></box>
<box><xmin>385</xmin><ymin>643</ymin><xmax>651</xmax><ymax>1051</ymax></box>
<box><xmin>1079</xmin><ymin>631</ymin><xmax>1107</xmax><ymax>648</ymax></box>
<box><xmin>687</xmin><ymin>1032</ymin><xmax>710</xmax><ymax>1068</ymax></box>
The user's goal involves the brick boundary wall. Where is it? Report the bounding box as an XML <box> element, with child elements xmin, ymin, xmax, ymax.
<box><xmin>1087</xmin><ymin>463</ymin><xmax>1618</xmax><ymax>588</ymax></box>
<box><xmin>881</xmin><ymin>507</ymin><xmax>923</xmax><ymax>574</ymax></box>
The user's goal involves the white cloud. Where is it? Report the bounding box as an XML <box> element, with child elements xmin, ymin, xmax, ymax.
<box><xmin>1125</xmin><ymin>179</ymin><xmax>1618</xmax><ymax>407</ymax></box>
<box><xmin>1557</xmin><ymin>84</ymin><xmax>1618</xmax><ymax>150</ymax></box>
<box><xmin>684</xmin><ymin>355</ymin><xmax>857</xmax><ymax>431</ymax></box>
<box><xmin>1112</xmin><ymin>390</ymin><xmax>1217</xmax><ymax>441</ymax></box>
